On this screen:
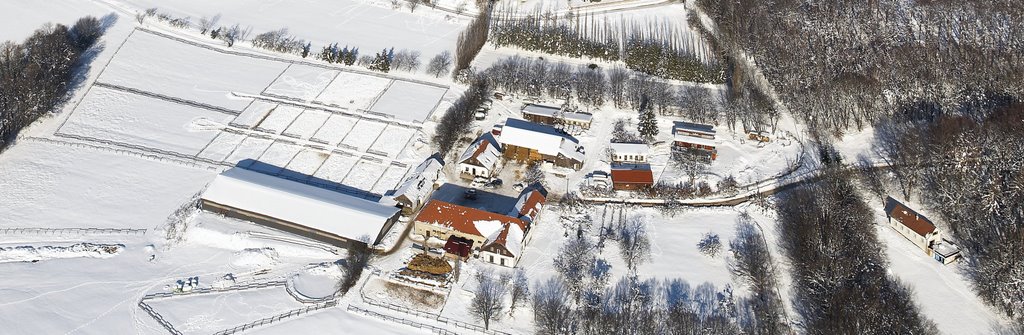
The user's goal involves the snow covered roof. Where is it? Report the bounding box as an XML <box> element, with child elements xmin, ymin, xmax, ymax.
<box><xmin>484</xmin><ymin>222</ymin><xmax>526</xmax><ymax>258</ymax></box>
<box><xmin>931</xmin><ymin>240</ymin><xmax>961</xmax><ymax>257</ymax></box>
<box><xmin>499</xmin><ymin>118</ymin><xmax>583</xmax><ymax>162</ymax></box>
<box><xmin>608</xmin><ymin>142</ymin><xmax>649</xmax><ymax>156</ymax></box>
<box><xmin>508</xmin><ymin>185</ymin><xmax>547</xmax><ymax>223</ymax></box>
<box><xmin>522</xmin><ymin>104</ymin><xmax>593</xmax><ymax>123</ymax></box>
<box><xmin>459</xmin><ymin>133</ymin><xmax>502</xmax><ymax>168</ymax></box>
<box><xmin>674</xmin><ymin>133</ymin><xmax>717</xmax><ymax>147</ymax></box>
<box><xmin>415</xmin><ymin>200</ymin><xmax>527</xmax><ymax>238</ymax></box>
<box><xmin>389</xmin><ymin>155</ymin><xmax>445</xmax><ymax>205</ymax></box>
<box><xmin>202</xmin><ymin>168</ymin><xmax>399</xmax><ymax>242</ymax></box>
<box><xmin>673</xmin><ymin>121</ymin><xmax>716</xmax><ymax>137</ymax></box>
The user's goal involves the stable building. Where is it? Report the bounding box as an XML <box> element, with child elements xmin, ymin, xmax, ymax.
<box><xmin>610</xmin><ymin>164</ymin><xmax>655</xmax><ymax>191</ymax></box>
<box><xmin>521</xmin><ymin>103</ymin><xmax>593</xmax><ymax>132</ymax></box>
<box><xmin>884</xmin><ymin>196</ymin><xmax>961</xmax><ymax>264</ymax></box>
<box><xmin>673</xmin><ymin>121</ymin><xmax>718</xmax><ymax>160</ymax></box>
<box><xmin>499</xmin><ymin>118</ymin><xmax>584</xmax><ymax>170</ymax></box>
<box><xmin>385</xmin><ymin>155</ymin><xmax>444</xmax><ymax>215</ymax></box>
<box><xmin>458</xmin><ymin>133</ymin><xmax>502</xmax><ymax>179</ymax></box>
<box><xmin>201</xmin><ymin>167</ymin><xmax>401</xmax><ymax>249</ymax></box>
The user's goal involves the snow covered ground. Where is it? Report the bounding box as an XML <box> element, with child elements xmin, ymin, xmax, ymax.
<box><xmin>146</xmin><ymin>287</ymin><xmax>306</xmax><ymax>334</ymax></box>
<box><xmin>369</xmin><ymin>81</ymin><xmax>449</xmax><ymax>123</ymax></box>
<box><xmin>112</xmin><ymin>0</ymin><xmax>467</xmax><ymax>62</ymax></box>
<box><xmin>0</xmin><ymin>0</ymin><xmax>112</xmax><ymax>42</ymax></box>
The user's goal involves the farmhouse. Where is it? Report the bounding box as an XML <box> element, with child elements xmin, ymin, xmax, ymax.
<box><xmin>458</xmin><ymin>133</ymin><xmax>502</xmax><ymax>179</ymax></box>
<box><xmin>884</xmin><ymin>196</ymin><xmax>961</xmax><ymax>264</ymax></box>
<box><xmin>521</xmin><ymin>103</ymin><xmax>593</xmax><ymax>131</ymax></box>
<box><xmin>610</xmin><ymin>164</ymin><xmax>655</xmax><ymax>190</ymax></box>
<box><xmin>499</xmin><ymin>118</ymin><xmax>584</xmax><ymax>170</ymax></box>
<box><xmin>200</xmin><ymin>168</ymin><xmax>401</xmax><ymax>249</ymax></box>
<box><xmin>608</xmin><ymin>142</ymin><xmax>649</xmax><ymax>163</ymax></box>
<box><xmin>385</xmin><ymin>155</ymin><xmax>444</xmax><ymax>215</ymax></box>
<box><xmin>673</xmin><ymin>121</ymin><xmax>718</xmax><ymax>160</ymax></box>
<box><xmin>413</xmin><ymin>184</ymin><xmax>546</xmax><ymax>267</ymax></box>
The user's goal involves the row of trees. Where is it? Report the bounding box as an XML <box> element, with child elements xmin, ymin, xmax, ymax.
<box><xmin>454</xmin><ymin>8</ymin><xmax>490</xmax><ymax>74</ymax></box>
<box><xmin>431</xmin><ymin>74</ymin><xmax>490</xmax><ymax>155</ymax></box>
<box><xmin>776</xmin><ymin>170</ymin><xmax>938</xmax><ymax>333</ymax></box>
<box><xmin>489</xmin><ymin>9</ymin><xmax>724</xmax><ymax>83</ymax></box>
<box><xmin>146</xmin><ymin>9</ymin><xmax>454</xmax><ymax>77</ymax></box>
<box><xmin>0</xmin><ymin>17</ymin><xmax>105</xmax><ymax>151</ymax></box>
<box><xmin>871</xmin><ymin>103</ymin><xmax>1024</xmax><ymax>322</ymax></box>
<box><xmin>697</xmin><ymin>0</ymin><xmax>1024</xmax><ymax>133</ymax></box>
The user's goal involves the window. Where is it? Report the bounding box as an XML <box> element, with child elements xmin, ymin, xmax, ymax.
<box><xmin>500</xmin><ymin>258</ymin><xmax>505</xmax><ymax>266</ymax></box>
<box><xmin>489</xmin><ymin>255</ymin><xmax>494</xmax><ymax>263</ymax></box>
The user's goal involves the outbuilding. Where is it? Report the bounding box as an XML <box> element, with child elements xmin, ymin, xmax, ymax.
<box><xmin>610</xmin><ymin>164</ymin><xmax>655</xmax><ymax>191</ymax></box>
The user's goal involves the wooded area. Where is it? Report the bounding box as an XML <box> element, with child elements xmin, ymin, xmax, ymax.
<box><xmin>0</xmin><ymin>16</ymin><xmax>106</xmax><ymax>151</ymax></box>
<box><xmin>698</xmin><ymin>0</ymin><xmax>1023</xmax><ymax>133</ymax></box>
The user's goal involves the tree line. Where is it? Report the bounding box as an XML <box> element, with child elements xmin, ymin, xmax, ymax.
<box><xmin>142</xmin><ymin>8</ymin><xmax>455</xmax><ymax>77</ymax></box>
<box><xmin>489</xmin><ymin>9</ymin><xmax>724</xmax><ymax>83</ymax></box>
<box><xmin>0</xmin><ymin>16</ymin><xmax>105</xmax><ymax>151</ymax></box>
<box><xmin>869</xmin><ymin>102</ymin><xmax>1024</xmax><ymax>324</ymax></box>
<box><xmin>697</xmin><ymin>0</ymin><xmax>1024</xmax><ymax>134</ymax></box>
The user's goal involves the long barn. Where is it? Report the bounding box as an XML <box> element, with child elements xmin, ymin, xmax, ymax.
<box><xmin>200</xmin><ymin>167</ymin><xmax>401</xmax><ymax>249</ymax></box>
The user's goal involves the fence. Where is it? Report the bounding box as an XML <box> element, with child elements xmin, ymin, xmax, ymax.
<box><xmin>140</xmin><ymin>280</ymin><xmax>287</xmax><ymax>300</ymax></box>
<box><xmin>25</xmin><ymin>136</ymin><xmax>223</xmax><ymax>171</ymax></box>
<box><xmin>0</xmin><ymin>227</ymin><xmax>147</xmax><ymax>236</ymax></box>
<box><xmin>348</xmin><ymin>305</ymin><xmax>459</xmax><ymax>335</ymax></box>
<box><xmin>138</xmin><ymin>300</ymin><xmax>183</xmax><ymax>335</ymax></box>
<box><xmin>362</xmin><ymin>297</ymin><xmax>511</xmax><ymax>335</ymax></box>
<box><xmin>213</xmin><ymin>300</ymin><xmax>338</xmax><ymax>335</ymax></box>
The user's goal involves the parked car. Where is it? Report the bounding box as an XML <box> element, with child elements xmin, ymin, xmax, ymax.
<box><xmin>464</xmin><ymin>188</ymin><xmax>478</xmax><ymax>200</ymax></box>
<box><xmin>474</xmin><ymin>111</ymin><xmax>486</xmax><ymax>120</ymax></box>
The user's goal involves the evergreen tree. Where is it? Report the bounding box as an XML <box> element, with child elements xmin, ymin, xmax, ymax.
<box><xmin>637</xmin><ymin>94</ymin><xmax>659</xmax><ymax>141</ymax></box>
<box><xmin>301</xmin><ymin>42</ymin><xmax>311</xmax><ymax>58</ymax></box>
<box><xmin>369</xmin><ymin>49</ymin><xmax>391</xmax><ymax>72</ymax></box>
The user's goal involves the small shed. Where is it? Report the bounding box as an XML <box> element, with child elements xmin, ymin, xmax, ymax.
<box><xmin>610</xmin><ymin>164</ymin><xmax>655</xmax><ymax>191</ymax></box>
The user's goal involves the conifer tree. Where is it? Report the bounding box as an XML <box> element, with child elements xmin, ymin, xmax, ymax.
<box><xmin>637</xmin><ymin>94</ymin><xmax>658</xmax><ymax>141</ymax></box>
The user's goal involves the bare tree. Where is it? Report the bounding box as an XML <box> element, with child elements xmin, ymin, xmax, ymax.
<box><xmin>553</xmin><ymin>234</ymin><xmax>596</xmax><ymax>300</ymax></box>
<box><xmin>617</xmin><ymin>215</ymin><xmax>651</xmax><ymax>271</ymax></box>
<box><xmin>427</xmin><ymin>51</ymin><xmax>453</xmax><ymax>77</ymax></box>
<box><xmin>198</xmin><ymin>14</ymin><xmax>220</xmax><ymax>35</ymax></box>
<box><xmin>532</xmin><ymin>278</ymin><xmax>574</xmax><ymax>335</ymax></box>
<box><xmin>470</xmin><ymin>270</ymin><xmax>509</xmax><ymax>330</ymax></box>
<box><xmin>697</xmin><ymin>232</ymin><xmax>721</xmax><ymax>257</ymax></box>
<box><xmin>509</xmin><ymin>268</ymin><xmax>530</xmax><ymax>315</ymax></box>
<box><xmin>337</xmin><ymin>238</ymin><xmax>372</xmax><ymax>295</ymax></box>
<box><xmin>407</xmin><ymin>0</ymin><xmax>420</xmax><ymax>12</ymax></box>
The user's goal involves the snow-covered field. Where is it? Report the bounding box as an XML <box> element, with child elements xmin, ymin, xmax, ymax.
<box><xmin>0</xmin><ymin>0</ymin><xmax>112</xmax><ymax>42</ymax></box>
<box><xmin>59</xmin><ymin>86</ymin><xmax>234</xmax><ymax>156</ymax></box>
<box><xmin>369</xmin><ymin>81</ymin><xmax>448</xmax><ymax>123</ymax></box>
<box><xmin>264</xmin><ymin>65</ymin><xmax>339</xmax><ymax>102</ymax></box>
<box><xmin>315</xmin><ymin>72</ymin><xmax>393</xmax><ymax>110</ymax></box>
<box><xmin>146</xmin><ymin>287</ymin><xmax>305</xmax><ymax>334</ymax></box>
<box><xmin>99</xmin><ymin>30</ymin><xmax>288</xmax><ymax>111</ymax></box>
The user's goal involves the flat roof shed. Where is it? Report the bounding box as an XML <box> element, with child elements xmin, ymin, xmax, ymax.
<box><xmin>201</xmin><ymin>167</ymin><xmax>401</xmax><ymax>248</ymax></box>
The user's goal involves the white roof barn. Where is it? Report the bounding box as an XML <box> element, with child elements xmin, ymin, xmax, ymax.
<box><xmin>499</xmin><ymin>118</ymin><xmax>585</xmax><ymax>163</ymax></box>
<box><xmin>201</xmin><ymin>167</ymin><xmax>401</xmax><ymax>247</ymax></box>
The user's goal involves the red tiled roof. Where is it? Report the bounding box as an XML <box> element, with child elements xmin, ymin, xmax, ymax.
<box><xmin>611</xmin><ymin>168</ymin><xmax>654</xmax><ymax>185</ymax></box>
<box><xmin>887</xmin><ymin>201</ymin><xmax>936</xmax><ymax>237</ymax></box>
<box><xmin>514</xmin><ymin>189</ymin><xmax>546</xmax><ymax>220</ymax></box>
<box><xmin>415</xmin><ymin>200</ymin><xmax>526</xmax><ymax>237</ymax></box>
